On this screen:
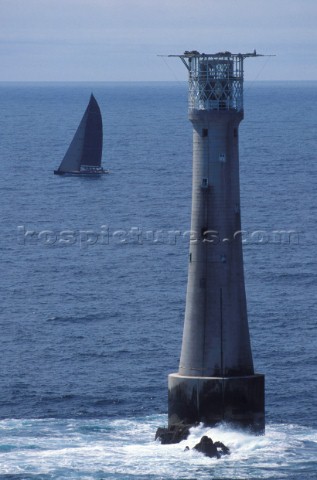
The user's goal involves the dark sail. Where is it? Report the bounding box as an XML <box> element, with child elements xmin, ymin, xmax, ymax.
<box><xmin>55</xmin><ymin>94</ymin><xmax>104</xmax><ymax>174</ymax></box>
<box><xmin>81</xmin><ymin>94</ymin><xmax>103</xmax><ymax>167</ymax></box>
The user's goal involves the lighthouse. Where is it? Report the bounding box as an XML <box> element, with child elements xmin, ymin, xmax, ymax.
<box><xmin>168</xmin><ymin>51</ymin><xmax>265</xmax><ymax>433</ymax></box>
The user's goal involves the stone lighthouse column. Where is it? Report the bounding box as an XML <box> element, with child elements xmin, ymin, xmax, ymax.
<box><xmin>167</xmin><ymin>51</ymin><xmax>265</xmax><ymax>433</ymax></box>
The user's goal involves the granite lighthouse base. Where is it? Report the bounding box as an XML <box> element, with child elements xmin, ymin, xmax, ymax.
<box><xmin>168</xmin><ymin>373</ymin><xmax>265</xmax><ymax>434</ymax></box>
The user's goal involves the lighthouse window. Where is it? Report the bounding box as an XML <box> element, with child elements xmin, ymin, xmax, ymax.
<box><xmin>233</xmin><ymin>128</ymin><xmax>238</xmax><ymax>138</ymax></box>
<box><xmin>202</xmin><ymin>128</ymin><xmax>208</xmax><ymax>137</ymax></box>
<box><xmin>201</xmin><ymin>177</ymin><xmax>209</xmax><ymax>189</ymax></box>
<box><xmin>201</xmin><ymin>227</ymin><xmax>208</xmax><ymax>238</ymax></box>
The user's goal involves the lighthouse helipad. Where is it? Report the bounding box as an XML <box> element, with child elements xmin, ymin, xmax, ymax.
<box><xmin>167</xmin><ymin>50</ymin><xmax>266</xmax><ymax>433</ymax></box>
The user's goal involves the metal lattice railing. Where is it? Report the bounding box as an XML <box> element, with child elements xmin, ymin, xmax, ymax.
<box><xmin>187</xmin><ymin>54</ymin><xmax>244</xmax><ymax>112</ymax></box>
<box><xmin>165</xmin><ymin>51</ymin><xmax>271</xmax><ymax>112</ymax></box>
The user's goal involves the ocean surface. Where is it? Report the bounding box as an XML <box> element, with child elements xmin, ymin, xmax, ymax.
<box><xmin>0</xmin><ymin>81</ymin><xmax>316</xmax><ymax>479</ymax></box>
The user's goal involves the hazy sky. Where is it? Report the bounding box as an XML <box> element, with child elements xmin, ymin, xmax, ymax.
<box><xmin>0</xmin><ymin>0</ymin><xmax>316</xmax><ymax>81</ymax></box>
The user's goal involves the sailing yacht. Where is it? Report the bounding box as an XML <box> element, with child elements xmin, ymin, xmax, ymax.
<box><xmin>54</xmin><ymin>94</ymin><xmax>108</xmax><ymax>176</ymax></box>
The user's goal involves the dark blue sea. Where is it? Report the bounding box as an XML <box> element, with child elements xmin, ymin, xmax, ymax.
<box><xmin>0</xmin><ymin>81</ymin><xmax>316</xmax><ymax>479</ymax></box>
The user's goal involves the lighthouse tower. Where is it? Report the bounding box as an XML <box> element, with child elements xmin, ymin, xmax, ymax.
<box><xmin>168</xmin><ymin>51</ymin><xmax>265</xmax><ymax>432</ymax></box>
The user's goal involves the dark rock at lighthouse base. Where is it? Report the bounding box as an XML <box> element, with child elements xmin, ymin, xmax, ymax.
<box><xmin>155</xmin><ymin>423</ymin><xmax>191</xmax><ymax>444</ymax></box>
<box><xmin>193</xmin><ymin>435</ymin><xmax>230</xmax><ymax>459</ymax></box>
<box><xmin>155</xmin><ymin>424</ymin><xmax>230</xmax><ymax>460</ymax></box>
